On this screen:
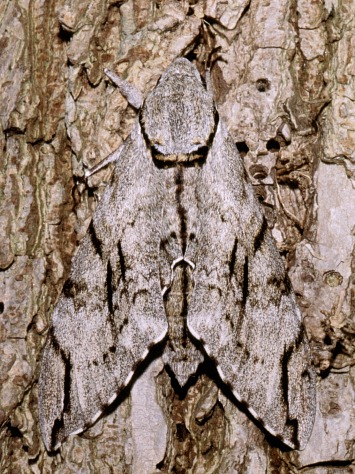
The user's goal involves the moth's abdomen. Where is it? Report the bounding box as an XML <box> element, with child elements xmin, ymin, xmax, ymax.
<box><xmin>162</xmin><ymin>263</ymin><xmax>203</xmax><ymax>387</ymax></box>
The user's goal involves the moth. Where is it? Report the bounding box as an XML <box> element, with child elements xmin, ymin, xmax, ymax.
<box><xmin>38</xmin><ymin>58</ymin><xmax>316</xmax><ymax>452</ymax></box>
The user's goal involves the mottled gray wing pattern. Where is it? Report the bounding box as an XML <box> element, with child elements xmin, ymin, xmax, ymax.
<box><xmin>38</xmin><ymin>126</ymin><xmax>168</xmax><ymax>451</ymax></box>
<box><xmin>188</xmin><ymin>122</ymin><xmax>316</xmax><ymax>450</ymax></box>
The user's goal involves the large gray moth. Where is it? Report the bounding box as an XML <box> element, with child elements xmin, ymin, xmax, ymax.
<box><xmin>38</xmin><ymin>58</ymin><xmax>316</xmax><ymax>452</ymax></box>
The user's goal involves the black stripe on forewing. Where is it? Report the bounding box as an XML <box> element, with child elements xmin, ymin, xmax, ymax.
<box><xmin>254</xmin><ymin>216</ymin><xmax>268</xmax><ymax>253</ymax></box>
<box><xmin>88</xmin><ymin>220</ymin><xmax>103</xmax><ymax>257</ymax></box>
<box><xmin>105</xmin><ymin>259</ymin><xmax>121</xmax><ymax>338</ymax></box>
<box><xmin>229</xmin><ymin>237</ymin><xmax>238</xmax><ymax>279</ymax></box>
<box><xmin>105</xmin><ymin>241</ymin><xmax>127</xmax><ymax>333</ymax></box>
<box><xmin>242</xmin><ymin>256</ymin><xmax>249</xmax><ymax>306</ymax></box>
<box><xmin>106</xmin><ymin>260</ymin><xmax>114</xmax><ymax>315</ymax></box>
<box><xmin>280</xmin><ymin>324</ymin><xmax>305</xmax><ymax>448</ymax></box>
<box><xmin>49</xmin><ymin>330</ymin><xmax>73</xmax><ymax>449</ymax></box>
<box><xmin>117</xmin><ymin>241</ymin><xmax>126</xmax><ymax>282</ymax></box>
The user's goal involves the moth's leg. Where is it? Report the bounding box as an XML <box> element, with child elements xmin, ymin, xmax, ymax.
<box><xmin>84</xmin><ymin>145</ymin><xmax>124</xmax><ymax>177</ymax></box>
<box><xmin>104</xmin><ymin>68</ymin><xmax>144</xmax><ymax>109</ymax></box>
<box><xmin>205</xmin><ymin>68</ymin><xmax>213</xmax><ymax>95</ymax></box>
<box><xmin>203</xmin><ymin>38</ymin><xmax>224</xmax><ymax>95</ymax></box>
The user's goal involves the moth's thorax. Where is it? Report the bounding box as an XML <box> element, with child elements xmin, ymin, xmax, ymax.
<box><xmin>140</xmin><ymin>59</ymin><xmax>215</xmax><ymax>156</ymax></box>
<box><xmin>158</xmin><ymin>164</ymin><xmax>200</xmax><ymax>291</ymax></box>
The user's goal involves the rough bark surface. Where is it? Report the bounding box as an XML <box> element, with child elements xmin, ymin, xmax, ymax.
<box><xmin>0</xmin><ymin>0</ymin><xmax>353</xmax><ymax>473</ymax></box>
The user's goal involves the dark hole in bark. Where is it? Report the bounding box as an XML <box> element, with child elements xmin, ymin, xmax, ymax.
<box><xmin>185</xmin><ymin>49</ymin><xmax>198</xmax><ymax>63</ymax></box>
<box><xmin>176</xmin><ymin>423</ymin><xmax>189</xmax><ymax>441</ymax></box>
<box><xmin>236</xmin><ymin>141</ymin><xmax>249</xmax><ymax>157</ymax></box>
<box><xmin>255</xmin><ymin>78</ymin><xmax>271</xmax><ymax>92</ymax></box>
<box><xmin>58</xmin><ymin>27</ymin><xmax>73</xmax><ymax>42</ymax></box>
<box><xmin>266</xmin><ymin>138</ymin><xmax>280</xmax><ymax>152</ymax></box>
<box><xmin>6</xmin><ymin>423</ymin><xmax>23</xmax><ymax>438</ymax></box>
<box><xmin>156</xmin><ymin>459</ymin><xmax>164</xmax><ymax>469</ymax></box>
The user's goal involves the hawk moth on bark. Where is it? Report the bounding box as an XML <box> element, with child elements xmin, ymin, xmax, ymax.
<box><xmin>38</xmin><ymin>58</ymin><xmax>316</xmax><ymax>452</ymax></box>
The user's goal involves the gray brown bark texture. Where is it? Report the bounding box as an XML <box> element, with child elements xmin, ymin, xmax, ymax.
<box><xmin>0</xmin><ymin>1</ymin><xmax>353</xmax><ymax>473</ymax></box>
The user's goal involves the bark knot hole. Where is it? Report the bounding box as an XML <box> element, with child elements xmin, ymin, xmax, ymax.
<box><xmin>255</xmin><ymin>78</ymin><xmax>271</xmax><ymax>92</ymax></box>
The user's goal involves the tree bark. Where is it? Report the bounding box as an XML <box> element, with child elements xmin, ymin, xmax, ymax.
<box><xmin>0</xmin><ymin>0</ymin><xmax>354</xmax><ymax>472</ymax></box>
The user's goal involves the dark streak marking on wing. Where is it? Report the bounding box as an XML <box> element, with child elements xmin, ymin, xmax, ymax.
<box><xmin>50</xmin><ymin>347</ymin><xmax>72</xmax><ymax>450</ymax></box>
<box><xmin>280</xmin><ymin>338</ymin><xmax>301</xmax><ymax>448</ymax></box>
<box><xmin>281</xmin><ymin>344</ymin><xmax>293</xmax><ymax>413</ymax></box>
<box><xmin>89</xmin><ymin>221</ymin><xmax>103</xmax><ymax>257</ymax></box>
<box><xmin>229</xmin><ymin>238</ymin><xmax>238</xmax><ymax>279</ymax></box>
<box><xmin>106</xmin><ymin>260</ymin><xmax>114</xmax><ymax>315</ymax></box>
<box><xmin>117</xmin><ymin>241</ymin><xmax>126</xmax><ymax>281</ymax></box>
<box><xmin>242</xmin><ymin>256</ymin><xmax>249</xmax><ymax>306</ymax></box>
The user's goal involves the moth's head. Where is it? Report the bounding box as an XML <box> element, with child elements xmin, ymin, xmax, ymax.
<box><xmin>140</xmin><ymin>58</ymin><xmax>216</xmax><ymax>156</ymax></box>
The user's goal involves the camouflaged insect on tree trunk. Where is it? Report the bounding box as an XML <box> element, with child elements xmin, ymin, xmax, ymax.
<box><xmin>0</xmin><ymin>1</ymin><xmax>354</xmax><ymax>473</ymax></box>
